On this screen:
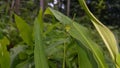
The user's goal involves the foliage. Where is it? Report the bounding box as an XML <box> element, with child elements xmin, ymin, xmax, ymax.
<box><xmin>0</xmin><ymin>0</ymin><xmax>120</xmax><ymax>68</ymax></box>
<box><xmin>79</xmin><ymin>0</ymin><xmax>120</xmax><ymax>67</ymax></box>
<box><xmin>34</xmin><ymin>9</ymin><xmax>49</xmax><ymax>68</ymax></box>
<box><xmin>45</xmin><ymin>7</ymin><xmax>107</xmax><ymax>68</ymax></box>
<box><xmin>0</xmin><ymin>37</ymin><xmax>10</xmax><ymax>68</ymax></box>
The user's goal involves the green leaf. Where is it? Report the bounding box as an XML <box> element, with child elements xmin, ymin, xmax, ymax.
<box><xmin>78</xmin><ymin>0</ymin><xmax>119</xmax><ymax>61</ymax></box>
<box><xmin>45</xmin><ymin>8</ymin><xmax>108</xmax><ymax>68</ymax></box>
<box><xmin>92</xmin><ymin>20</ymin><xmax>119</xmax><ymax>60</ymax></box>
<box><xmin>116</xmin><ymin>54</ymin><xmax>120</xmax><ymax>67</ymax></box>
<box><xmin>37</xmin><ymin>9</ymin><xmax>44</xmax><ymax>33</ymax></box>
<box><xmin>10</xmin><ymin>45</ymin><xmax>28</xmax><ymax>68</ymax></box>
<box><xmin>45</xmin><ymin>8</ymin><xmax>72</xmax><ymax>25</ymax></box>
<box><xmin>34</xmin><ymin>9</ymin><xmax>49</xmax><ymax>68</ymax></box>
<box><xmin>69</xmin><ymin>22</ymin><xmax>108</xmax><ymax>68</ymax></box>
<box><xmin>0</xmin><ymin>37</ymin><xmax>10</xmax><ymax>68</ymax></box>
<box><xmin>43</xmin><ymin>23</ymin><xmax>60</xmax><ymax>36</ymax></box>
<box><xmin>14</xmin><ymin>14</ymin><xmax>33</xmax><ymax>46</ymax></box>
<box><xmin>15</xmin><ymin>56</ymin><xmax>34</xmax><ymax>68</ymax></box>
<box><xmin>76</xmin><ymin>44</ymin><xmax>92</xmax><ymax>68</ymax></box>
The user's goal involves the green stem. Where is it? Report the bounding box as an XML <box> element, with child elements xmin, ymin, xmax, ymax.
<box><xmin>62</xmin><ymin>42</ymin><xmax>66</xmax><ymax>68</ymax></box>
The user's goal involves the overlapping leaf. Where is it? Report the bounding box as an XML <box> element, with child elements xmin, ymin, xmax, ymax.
<box><xmin>76</xmin><ymin>43</ymin><xmax>92</xmax><ymax>68</ymax></box>
<box><xmin>45</xmin><ymin>8</ymin><xmax>108</xmax><ymax>68</ymax></box>
<box><xmin>78</xmin><ymin>0</ymin><xmax>119</xmax><ymax>62</ymax></box>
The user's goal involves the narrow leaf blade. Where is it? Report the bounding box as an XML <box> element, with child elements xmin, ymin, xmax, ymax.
<box><xmin>34</xmin><ymin>9</ymin><xmax>49</xmax><ymax>68</ymax></box>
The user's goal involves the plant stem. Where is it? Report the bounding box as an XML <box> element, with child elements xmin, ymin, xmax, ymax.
<box><xmin>62</xmin><ymin>41</ymin><xmax>66</xmax><ymax>68</ymax></box>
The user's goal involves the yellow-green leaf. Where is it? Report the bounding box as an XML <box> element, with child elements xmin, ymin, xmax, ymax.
<box><xmin>116</xmin><ymin>54</ymin><xmax>120</xmax><ymax>67</ymax></box>
<box><xmin>0</xmin><ymin>37</ymin><xmax>10</xmax><ymax>68</ymax></box>
<box><xmin>14</xmin><ymin>14</ymin><xmax>33</xmax><ymax>46</ymax></box>
<box><xmin>78</xmin><ymin>0</ymin><xmax>119</xmax><ymax>61</ymax></box>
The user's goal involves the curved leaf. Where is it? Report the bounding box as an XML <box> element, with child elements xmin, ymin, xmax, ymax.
<box><xmin>78</xmin><ymin>0</ymin><xmax>119</xmax><ymax>61</ymax></box>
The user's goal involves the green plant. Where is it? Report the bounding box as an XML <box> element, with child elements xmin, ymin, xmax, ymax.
<box><xmin>34</xmin><ymin>9</ymin><xmax>49</xmax><ymax>68</ymax></box>
<box><xmin>0</xmin><ymin>37</ymin><xmax>10</xmax><ymax>68</ymax></box>
<box><xmin>44</xmin><ymin>0</ymin><xmax>120</xmax><ymax>67</ymax></box>
<box><xmin>78</xmin><ymin>0</ymin><xmax>120</xmax><ymax>68</ymax></box>
<box><xmin>45</xmin><ymin>7</ymin><xmax>107</xmax><ymax>68</ymax></box>
<box><xmin>0</xmin><ymin>0</ymin><xmax>120</xmax><ymax>68</ymax></box>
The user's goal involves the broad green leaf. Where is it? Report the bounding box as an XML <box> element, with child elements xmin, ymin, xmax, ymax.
<box><xmin>45</xmin><ymin>8</ymin><xmax>108</xmax><ymax>68</ymax></box>
<box><xmin>14</xmin><ymin>14</ymin><xmax>33</xmax><ymax>46</ymax></box>
<box><xmin>34</xmin><ymin>9</ymin><xmax>49</xmax><ymax>68</ymax></box>
<box><xmin>76</xmin><ymin>43</ymin><xmax>92</xmax><ymax>68</ymax></box>
<box><xmin>76</xmin><ymin>40</ymin><xmax>98</xmax><ymax>68</ymax></box>
<box><xmin>0</xmin><ymin>37</ymin><xmax>10</xmax><ymax>68</ymax></box>
<box><xmin>78</xmin><ymin>0</ymin><xmax>119</xmax><ymax>61</ymax></box>
<box><xmin>92</xmin><ymin>20</ymin><xmax>119</xmax><ymax>60</ymax></box>
<box><xmin>69</xmin><ymin>22</ymin><xmax>107</xmax><ymax>68</ymax></box>
<box><xmin>45</xmin><ymin>8</ymin><xmax>72</xmax><ymax>25</ymax></box>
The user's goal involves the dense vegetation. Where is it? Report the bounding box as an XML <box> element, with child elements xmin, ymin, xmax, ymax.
<box><xmin>0</xmin><ymin>0</ymin><xmax>120</xmax><ymax>68</ymax></box>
